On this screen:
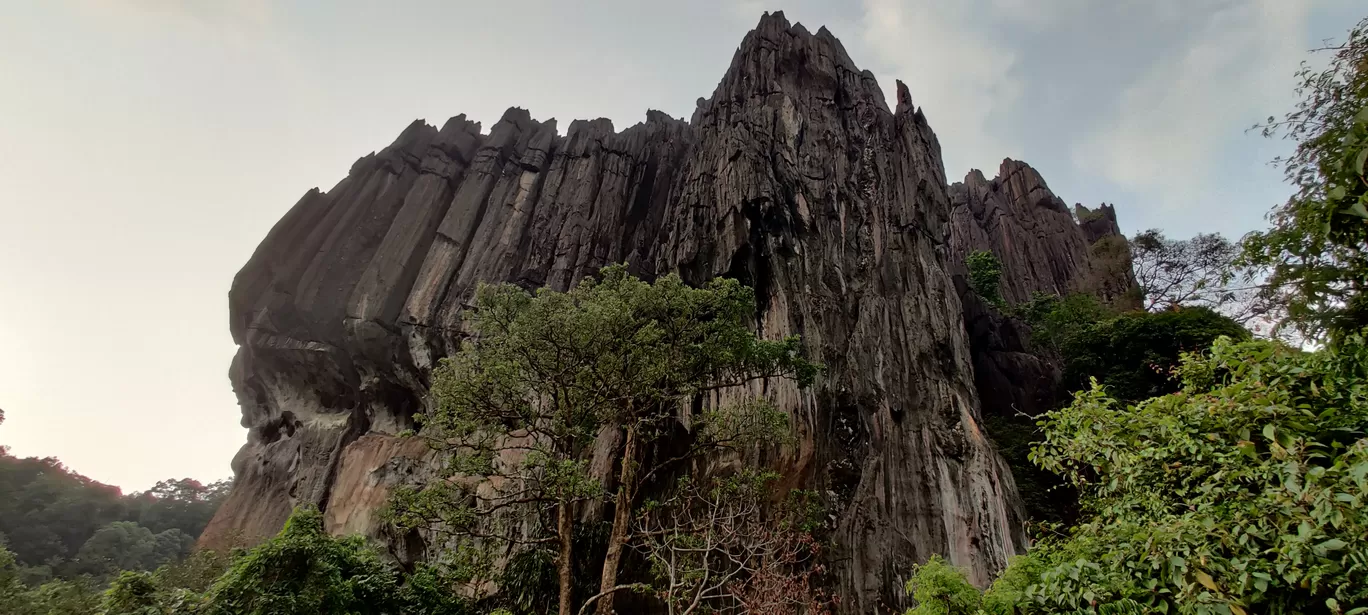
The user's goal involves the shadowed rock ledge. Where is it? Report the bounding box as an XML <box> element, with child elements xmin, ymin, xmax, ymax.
<box><xmin>202</xmin><ymin>11</ymin><xmax>1133</xmax><ymax>612</ymax></box>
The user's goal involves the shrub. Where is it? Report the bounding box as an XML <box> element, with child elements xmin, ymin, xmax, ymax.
<box><xmin>197</xmin><ymin>506</ymin><xmax>400</xmax><ymax>615</ymax></box>
<box><xmin>903</xmin><ymin>555</ymin><xmax>981</xmax><ymax>615</ymax></box>
<box><xmin>967</xmin><ymin>250</ymin><xmax>1005</xmax><ymax>306</ymax></box>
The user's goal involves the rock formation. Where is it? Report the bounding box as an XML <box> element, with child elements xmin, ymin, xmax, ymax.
<box><xmin>948</xmin><ymin>159</ymin><xmax>1139</xmax><ymax>308</ymax></box>
<box><xmin>947</xmin><ymin>160</ymin><xmax>1140</xmax><ymax>527</ymax></box>
<box><xmin>204</xmin><ymin>12</ymin><xmax>1135</xmax><ymax>612</ymax></box>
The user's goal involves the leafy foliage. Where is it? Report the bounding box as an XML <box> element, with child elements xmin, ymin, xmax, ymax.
<box><xmin>1011</xmin><ymin>292</ymin><xmax>1112</xmax><ymax>357</ymax></box>
<box><xmin>909</xmin><ymin>334</ymin><xmax>1368</xmax><ymax>614</ymax></box>
<box><xmin>196</xmin><ymin>505</ymin><xmax>400</xmax><ymax>615</ymax></box>
<box><xmin>1023</xmin><ymin>335</ymin><xmax>1368</xmax><ymax>613</ymax></box>
<box><xmin>0</xmin><ymin>444</ymin><xmax>229</xmax><ymax>580</ymax></box>
<box><xmin>0</xmin><ymin>541</ymin><xmax>103</xmax><ymax>615</ymax></box>
<box><xmin>992</xmin><ymin>297</ymin><xmax>1245</xmax><ymax>526</ymax></box>
<box><xmin>69</xmin><ymin>521</ymin><xmax>194</xmax><ymax>579</ymax></box>
<box><xmin>101</xmin><ymin>570</ymin><xmax>164</xmax><ymax>615</ymax></box>
<box><xmin>1059</xmin><ymin>306</ymin><xmax>1250</xmax><ymax>402</ymax></box>
<box><xmin>904</xmin><ymin>556</ymin><xmax>982</xmax><ymax>615</ymax></box>
<box><xmin>967</xmin><ymin>250</ymin><xmax>1005</xmax><ymax>307</ymax></box>
<box><xmin>1244</xmin><ymin>16</ymin><xmax>1368</xmax><ymax>342</ymax></box>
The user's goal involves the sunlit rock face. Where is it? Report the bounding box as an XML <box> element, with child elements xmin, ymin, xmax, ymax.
<box><xmin>198</xmin><ymin>11</ymin><xmax>1149</xmax><ymax>611</ymax></box>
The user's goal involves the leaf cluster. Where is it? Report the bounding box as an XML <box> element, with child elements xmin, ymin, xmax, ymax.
<box><xmin>1014</xmin><ymin>334</ymin><xmax>1368</xmax><ymax>613</ymax></box>
<box><xmin>1243</xmin><ymin>17</ymin><xmax>1368</xmax><ymax>342</ymax></box>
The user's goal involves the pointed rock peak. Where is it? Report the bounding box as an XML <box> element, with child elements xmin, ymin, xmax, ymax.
<box><xmin>997</xmin><ymin>158</ymin><xmax>1048</xmax><ymax>185</ymax></box>
<box><xmin>438</xmin><ymin>114</ymin><xmax>481</xmax><ymax>138</ymax></box>
<box><xmin>497</xmin><ymin>107</ymin><xmax>535</xmax><ymax>126</ymax></box>
<box><xmin>390</xmin><ymin>119</ymin><xmax>438</xmax><ymax>149</ymax></box>
<box><xmin>896</xmin><ymin>80</ymin><xmax>914</xmax><ymax>115</ymax></box>
<box><xmin>700</xmin><ymin>12</ymin><xmax>882</xmax><ymax>121</ymax></box>
<box><xmin>756</xmin><ymin>10</ymin><xmax>791</xmax><ymax>30</ymax></box>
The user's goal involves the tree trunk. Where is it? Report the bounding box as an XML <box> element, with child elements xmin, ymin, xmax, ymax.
<box><xmin>559</xmin><ymin>498</ymin><xmax>574</xmax><ymax>615</ymax></box>
<box><xmin>596</xmin><ymin>424</ymin><xmax>639</xmax><ymax>615</ymax></box>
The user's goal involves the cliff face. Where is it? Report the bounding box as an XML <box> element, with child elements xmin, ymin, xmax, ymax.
<box><xmin>946</xmin><ymin>160</ymin><xmax>1139</xmax><ymax>527</ymax></box>
<box><xmin>202</xmin><ymin>12</ymin><xmax>1142</xmax><ymax>611</ymax></box>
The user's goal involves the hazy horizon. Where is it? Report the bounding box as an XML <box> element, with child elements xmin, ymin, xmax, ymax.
<box><xmin>1</xmin><ymin>0</ymin><xmax>1360</xmax><ymax>492</ymax></box>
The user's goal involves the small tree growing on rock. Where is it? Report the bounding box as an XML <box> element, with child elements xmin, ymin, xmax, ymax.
<box><xmin>966</xmin><ymin>251</ymin><xmax>1005</xmax><ymax>307</ymax></box>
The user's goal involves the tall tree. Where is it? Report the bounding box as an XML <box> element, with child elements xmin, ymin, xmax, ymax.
<box><xmin>1244</xmin><ymin>17</ymin><xmax>1368</xmax><ymax>342</ymax></box>
<box><xmin>388</xmin><ymin>265</ymin><xmax>816</xmax><ymax>615</ymax></box>
<box><xmin>1130</xmin><ymin>230</ymin><xmax>1273</xmax><ymax>329</ymax></box>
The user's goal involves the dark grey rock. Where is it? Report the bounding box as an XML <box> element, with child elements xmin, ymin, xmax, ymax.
<box><xmin>205</xmin><ymin>11</ymin><xmax>1150</xmax><ymax>612</ymax></box>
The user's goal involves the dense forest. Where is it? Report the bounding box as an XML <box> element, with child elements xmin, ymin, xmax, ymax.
<box><xmin>0</xmin><ymin>415</ymin><xmax>230</xmax><ymax>610</ymax></box>
<box><xmin>2</xmin><ymin>12</ymin><xmax>1366</xmax><ymax>615</ymax></box>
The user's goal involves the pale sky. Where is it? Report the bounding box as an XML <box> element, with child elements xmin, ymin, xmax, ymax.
<box><xmin>0</xmin><ymin>0</ymin><xmax>1361</xmax><ymax>492</ymax></box>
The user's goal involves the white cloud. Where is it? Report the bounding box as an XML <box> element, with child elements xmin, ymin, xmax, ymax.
<box><xmin>1073</xmin><ymin>0</ymin><xmax>1311</xmax><ymax>211</ymax></box>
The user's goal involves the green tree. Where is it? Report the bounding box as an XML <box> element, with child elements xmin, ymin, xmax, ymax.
<box><xmin>388</xmin><ymin>265</ymin><xmax>816</xmax><ymax>615</ymax></box>
<box><xmin>73</xmin><ymin>522</ymin><xmax>158</xmax><ymax>577</ymax></box>
<box><xmin>0</xmin><ymin>542</ymin><xmax>29</xmax><ymax>614</ymax></box>
<box><xmin>152</xmin><ymin>545</ymin><xmax>238</xmax><ymax>596</ymax></box>
<box><xmin>1244</xmin><ymin>16</ymin><xmax>1368</xmax><ymax>342</ymax></box>
<box><xmin>908</xmin><ymin>334</ymin><xmax>1368</xmax><ymax>614</ymax></box>
<box><xmin>1059</xmin><ymin>306</ymin><xmax>1250</xmax><ymax>402</ymax></box>
<box><xmin>1</xmin><ymin>543</ymin><xmax>102</xmax><ymax>615</ymax></box>
<box><xmin>131</xmin><ymin>478</ymin><xmax>233</xmax><ymax>537</ymax></box>
<box><xmin>198</xmin><ymin>506</ymin><xmax>400</xmax><ymax>615</ymax></box>
<box><xmin>1011</xmin><ymin>292</ymin><xmax>1112</xmax><ymax>357</ymax></box>
<box><xmin>23</xmin><ymin>578</ymin><xmax>102</xmax><ymax>615</ymax></box>
<box><xmin>69</xmin><ymin>521</ymin><xmax>188</xmax><ymax>578</ymax></box>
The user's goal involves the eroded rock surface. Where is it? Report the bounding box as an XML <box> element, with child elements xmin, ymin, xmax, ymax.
<box><xmin>205</xmin><ymin>12</ymin><xmax>1054</xmax><ymax>611</ymax></box>
<box><xmin>948</xmin><ymin>160</ymin><xmax>1139</xmax><ymax>308</ymax></box>
<box><xmin>947</xmin><ymin>160</ymin><xmax>1140</xmax><ymax>528</ymax></box>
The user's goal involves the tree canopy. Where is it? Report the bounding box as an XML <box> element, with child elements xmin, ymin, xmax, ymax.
<box><xmin>1243</xmin><ymin>16</ymin><xmax>1368</xmax><ymax>342</ymax></box>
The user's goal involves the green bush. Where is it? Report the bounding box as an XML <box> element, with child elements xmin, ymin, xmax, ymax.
<box><xmin>913</xmin><ymin>333</ymin><xmax>1368</xmax><ymax>614</ymax></box>
<box><xmin>197</xmin><ymin>506</ymin><xmax>400</xmax><ymax>615</ymax></box>
<box><xmin>904</xmin><ymin>555</ymin><xmax>982</xmax><ymax>615</ymax></box>
<box><xmin>102</xmin><ymin>570</ymin><xmax>163</xmax><ymax>614</ymax></box>
<box><xmin>1012</xmin><ymin>292</ymin><xmax>1111</xmax><ymax>356</ymax></box>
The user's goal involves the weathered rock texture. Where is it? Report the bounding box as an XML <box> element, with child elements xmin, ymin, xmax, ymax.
<box><xmin>196</xmin><ymin>12</ymin><xmax>1147</xmax><ymax>612</ymax></box>
<box><xmin>946</xmin><ymin>160</ymin><xmax>1140</xmax><ymax>527</ymax></box>
<box><xmin>948</xmin><ymin>160</ymin><xmax>1139</xmax><ymax>308</ymax></box>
